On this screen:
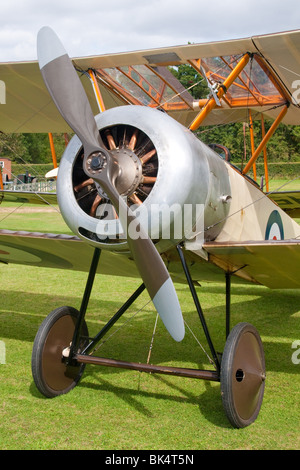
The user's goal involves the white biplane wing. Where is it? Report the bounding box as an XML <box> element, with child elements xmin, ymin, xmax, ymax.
<box><xmin>1</xmin><ymin>29</ymin><xmax>300</xmax><ymax>133</ymax></box>
<box><xmin>1</xmin><ymin>28</ymin><xmax>300</xmax><ymax>289</ymax></box>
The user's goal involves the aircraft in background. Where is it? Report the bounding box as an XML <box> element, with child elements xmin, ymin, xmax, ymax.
<box><xmin>1</xmin><ymin>27</ymin><xmax>300</xmax><ymax>428</ymax></box>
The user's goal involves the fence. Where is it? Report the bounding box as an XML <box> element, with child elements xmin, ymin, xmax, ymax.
<box><xmin>5</xmin><ymin>180</ymin><xmax>56</xmax><ymax>192</ymax></box>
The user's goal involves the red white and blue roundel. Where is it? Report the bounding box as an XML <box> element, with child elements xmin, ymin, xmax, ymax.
<box><xmin>265</xmin><ymin>210</ymin><xmax>284</xmax><ymax>240</ymax></box>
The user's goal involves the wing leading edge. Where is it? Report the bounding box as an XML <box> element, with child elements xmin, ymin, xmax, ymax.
<box><xmin>0</xmin><ymin>190</ymin><xmax>57</xmax><ymax>205</ymax></box>
<box><xmin>1</xmin><ymin>229</ymin><xmax>300</xmax><ymax>288</ymax></box>
<box><xmin>0</xmin><ymin>228</ymin><xmax>227</xmax><ymax>285</ymax></box>
<box><xmin>0</xmin><ymin>229</ymin><xmax>139</xmax><ymax>277</ymax></box>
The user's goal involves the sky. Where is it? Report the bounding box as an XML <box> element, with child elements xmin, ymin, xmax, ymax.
<box><xmin>0</xmin><ymin>0</ymin><xmax>300</xmax><ymax>62</ymax></box>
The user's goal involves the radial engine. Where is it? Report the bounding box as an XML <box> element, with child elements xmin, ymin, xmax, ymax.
<box><xmin>57</xmin><ymin>106</ymin><xmax>231</xmax><ymax>253</ymax></box>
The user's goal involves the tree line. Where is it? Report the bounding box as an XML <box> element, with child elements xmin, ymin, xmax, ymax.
<box><xmin>0</xmin><ymin>132</ymin><xmax>68</xmax><ymax>165</ymax></box>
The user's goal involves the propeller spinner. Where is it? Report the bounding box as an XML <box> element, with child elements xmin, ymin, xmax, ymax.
<box><xmin>37</xmin><ymin>26</ymin><xmax>184</xmax><ymax>342</ymax></box>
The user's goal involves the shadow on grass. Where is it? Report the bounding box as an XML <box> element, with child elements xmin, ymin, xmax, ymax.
<box><xmin>2</xmin><ymin>284</ymin><xmax>300</xmax><ymax>377</ymax></box>
<box><xmin>0</xmin><ymin>290</ymin><xmax>127</xmax><ymax>341</ymax></box>
<box><xmin>29</xmin><ymin>365</ymin><xmax>230</xmax><ymax>428</ymax></box>
<box><xmin>2</xmin><ymin>279</ymin><xmax>295</xmax><ymax>434</ymax></box>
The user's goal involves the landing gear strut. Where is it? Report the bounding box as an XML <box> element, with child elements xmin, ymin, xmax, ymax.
<box><xmin>31</xmin><ymin>245</ymin><xmax>266</xmax><ymax>427</ymax></box>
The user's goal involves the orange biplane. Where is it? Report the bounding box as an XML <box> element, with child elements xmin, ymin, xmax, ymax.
<box><xmin>1</xmin><ymin>27</ymin><xmax>300</xmax><ymax>428</ymax></box>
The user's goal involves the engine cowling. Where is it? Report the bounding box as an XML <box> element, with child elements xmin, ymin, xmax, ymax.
<box><xmin>57</xmin><ymin>106</ymin><xmax>231</xmax><ymax>253</ymax></box>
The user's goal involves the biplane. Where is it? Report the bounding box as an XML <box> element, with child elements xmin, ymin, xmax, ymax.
<box><xmin>1</xmin><ymin>27</ymin><xmax>300</xmax><ymax>428</ymax></box>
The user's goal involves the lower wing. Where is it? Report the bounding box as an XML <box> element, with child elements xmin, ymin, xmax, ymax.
<box><xmin>1</xmin><ymin>229</ymin><xmax>300</xmax><ymax>288</ymax></box>
<box><xmin>267</xmin><ymin>191</ymin><xmax>300</xmax><ymax>219</ymax></box>
<box><xmin>204</xmin><ymin>239</ymin><xmax>300</xmax><ymax>288</ymax></box>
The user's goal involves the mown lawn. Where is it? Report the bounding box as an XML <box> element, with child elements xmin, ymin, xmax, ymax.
<box><xmin>1</xmin><ymin>263</ymin><xmax>300</xmax><ymax>450</ymax></box>
<box><xmin>0</xmin><ymin>194</ymin><xmax>300</xmax><ymax>450</ymax></box>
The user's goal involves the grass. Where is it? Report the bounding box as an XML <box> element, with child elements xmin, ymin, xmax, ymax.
<box><xmin>1</xmin><ymin>266</ymin><xmax>300</xmax><ymax>450</ymax></box>
<box><xmin>0</xmin><ymin>203</ymin><xmax>71</xmax><ymax>234</ymax></box>
<box><xmin>1</xmin><ymin>187</ymin><xmax>300</xmax><ymax>450</ymax></box>
<box><xmin>268</xmin><ymin>178</ymin><xmax>300</xmax><ymax>191</ymax></box>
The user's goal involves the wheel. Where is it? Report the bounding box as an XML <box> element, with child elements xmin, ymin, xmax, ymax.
<box><xmin>31</xmin><ymin>306</ymin><xmax>89</xmax><ymax>398</ymax></box>
<box><xmin>220</xmin><ymin>322</ymin><xmax>266</xmax><ymax>428</ymax></box>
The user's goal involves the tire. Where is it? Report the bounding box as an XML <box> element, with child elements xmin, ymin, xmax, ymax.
<box><xmin>220</xmin><ymin>322</ymin><xmax>266</xmax><ymax>428</ymax></box>
<box><xmin>31</xmin><ymin>306</ymin><xmax>89</xmax><ymax>398</ymax></box>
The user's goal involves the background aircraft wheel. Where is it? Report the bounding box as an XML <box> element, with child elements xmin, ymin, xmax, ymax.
<box><xmin>220</xmin><ymin>322</ymin><xmax>266</xmax><ymax>428</ymax></box>
<box><xmin>31</xmin><ymin>306</ymin><xmax>89</xmax><ymax>398</ymax></box>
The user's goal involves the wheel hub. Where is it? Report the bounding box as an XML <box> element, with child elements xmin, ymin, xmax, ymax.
<box><xmin>220</xmin><ymin>322</ymin><xmax>266</xmax><ymax>428</ymax></box>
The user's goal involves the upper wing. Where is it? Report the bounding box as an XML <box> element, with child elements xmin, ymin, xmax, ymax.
<box><xmin>1</xmin><ymin>29</ymin><xmax>300</xmax><ymax>132</ymax></box>
<box><xmin>0</xmin><ymin>61</ymin><xmax>98</xmax><ymax>133</ymax></box>
<box><xmin>204</xmin><ymin>239</ymin><xmax>300</xmax><ymax>288</ymax></box>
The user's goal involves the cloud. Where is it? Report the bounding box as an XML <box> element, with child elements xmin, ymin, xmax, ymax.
<box><xmin>0</xmin><ymin>0</ymin><xmax>300</xmax><ymax>62</ymax></box>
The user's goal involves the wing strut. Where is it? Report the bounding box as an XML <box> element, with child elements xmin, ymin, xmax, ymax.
<box><xmin>189</xmin><ymin>53</ymin><xmax>251</xmax><ymax>130</ymax></box>
<box><xmin>242</xmin><ymin>104</ymin><xmax>289</xmax><ymax>175</ymax></box>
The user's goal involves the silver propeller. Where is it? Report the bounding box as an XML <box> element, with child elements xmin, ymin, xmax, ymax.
<box><xmin>37</xmin><ymin>26</ymin><xmax>185</xmax><ymax>342</ymax></box>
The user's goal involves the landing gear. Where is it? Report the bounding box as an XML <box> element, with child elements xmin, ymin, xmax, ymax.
<box><xmin>31</xmin><ymin>306</ymin><xmax>89</xmax><ymax>398</ymax></box>
<box><xmin>221</xmin><ymin>322</ymin><xmax>266</xmax><ymax>428</ymax></box>
<box><xmin>31</xmin><ymin>246</ymin><xmax>266</xmax><ymax>428</ymax></box>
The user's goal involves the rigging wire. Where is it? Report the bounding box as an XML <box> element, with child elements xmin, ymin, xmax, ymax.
<box><xmin>184</xmin><ymin>320</ymin><xmax>214</xmax><ymax>367</ymax></box>
<box><xmin>0</xmin><ymin>202</ymin><xmax>26</xmax><ymax>223</ymax></box>
<box><xmin>88</xmin><ymin>293</ymin><xmax>214</xmax><ymax>368</ymax></box>
<box><xmin>146</xmin><ymin>313</ymin><xmax>159</xmax><ymax>365</ymax></box>
<box><xmin>90</xmin><ymin>298</ymin><xmax>152</xmax><ymax>355</ymax></box>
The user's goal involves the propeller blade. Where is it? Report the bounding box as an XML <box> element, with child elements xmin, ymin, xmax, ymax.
<box><xmin>37</xmin><ymin>26</ymin><xmax>106</xmax><ymax>159</ymax></box>
<box><xmin>91</xmin><ymin>167</ymin><xmax>185</xmax><ymax>342</ymax></box>
<box><xmin>37</xmin><ymin>27</ymin><xmax>185</xmax><ymax>342</ymax></box>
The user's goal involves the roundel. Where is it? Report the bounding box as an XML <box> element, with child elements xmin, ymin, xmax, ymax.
<box><xmin>265</xmin><ymin>210</ymin><xmax>284</xmax><ymax>240</ymax></box>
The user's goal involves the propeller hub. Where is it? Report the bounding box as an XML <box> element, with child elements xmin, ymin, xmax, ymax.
<box><xmin>90</xmin><ymin>154</ymin><xmax>105</xmax><ymax>171</ymax></box>
<box><xmin>86</xmin><ymin>151</ymin><xmax>107</xmax><ymax>173</ymax></box>
<box><xmin>112</xmin><ymin>148</ymin><xmax>143</xmax><ymax>197</ymax></box>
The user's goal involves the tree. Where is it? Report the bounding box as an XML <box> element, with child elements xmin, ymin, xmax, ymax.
<box><xmin>0</xmin><ymin>132</ymin><xmax>69</xmax><ymax>165</ymax></box>
<box><xmin>170</xmin><ymin>63</ymin><xmax>209</xmax><ymax>100</ymax></box>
